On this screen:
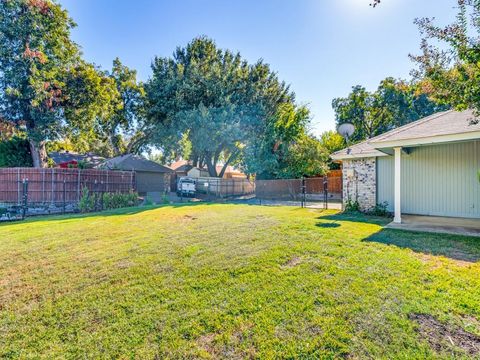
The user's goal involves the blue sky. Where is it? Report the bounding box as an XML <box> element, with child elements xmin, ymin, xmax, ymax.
<box><xmin>58</xmin><ymin>0</ymin><xmax>458</xmax><ymax>136</ymax></box>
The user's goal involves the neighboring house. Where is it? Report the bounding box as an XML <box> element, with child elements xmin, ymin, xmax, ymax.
<box><xmin>187</xmin><ymin>165</ymin><xmax>246</xmax><ymax>179</ymax></box>
<box><xmin>169</xmin><ymin>160</ymin><xmax>194</xmax><ymax>190</ymax></box>
<box><xmin>331</xmin><ymin>110</ymin><xmax>480</xmax><ymax>222</ymax></box>
<box><xmin>187</xmin><ymin>167</ymin><xmax>210</xmax><ymax>178</ymax></box>
<box><xmin>100</xmin><ymin>154</ymin><xmax>173</xmax><ymax>195</ymax></box>
<box><xmin>49</xmin><ymin>151</ymin><xmax>105</xmax><ymax>168</ymax></box>
<box><xmin>170</xmin><ymin>160</ymin><xmax>193</xmax><ymax>178</ymax></box>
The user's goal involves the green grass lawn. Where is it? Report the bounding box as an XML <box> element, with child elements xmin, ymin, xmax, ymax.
<box><xmin>1</xmin><ymin>204</ymin><xmax>480</xmax><ymax>359</ymax></box>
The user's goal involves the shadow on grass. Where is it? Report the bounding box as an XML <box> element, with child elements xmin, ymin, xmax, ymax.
<box><xmin>316</xmin><ymin>222</ymin><xmax>341</xmax><ymax>229</ymax></box>
<box><xmin>364</xmin><ymin>228</ymin><xmax>480</xmax><ymax>263</ymax></box>
<box><xmin>318</xmin><ymin>212</ymin><xmax>392</xmax><ymax>226</ymax></box>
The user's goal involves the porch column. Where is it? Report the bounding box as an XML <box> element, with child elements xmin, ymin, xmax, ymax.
<box><xmin>394</xmin><ymin>147</ymin><xmax>402</xmax><ymax>223</ymax></box>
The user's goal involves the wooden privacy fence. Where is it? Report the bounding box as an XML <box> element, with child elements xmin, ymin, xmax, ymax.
<box><xmin>0</xmin><ymin>168</ymin><xmax>135</xmax><ymax>204</ymax></box>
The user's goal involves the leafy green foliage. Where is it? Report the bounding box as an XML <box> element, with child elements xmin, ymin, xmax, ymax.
<box><xmin>332</xmin><ymin>78</ymin><xmax>448</xmax><ymax>143</ymax></box>
<box><xmin>0</xmin><ymin>136</ymin><xmax>32</xmax><ymax>167</ymax></box>
<box><xmin>368</xmin><ymin>202</ymin><xmax>390</xmax><ymax>217</ymax></box>
<box><xmin>242</xmin><ymin>103</ymin><xmax>316</xmax><ymax>179</ymax></box>
<box><xmin>78</xmin><ymin>187</ymin><xmax>138</xmax><ymax>213</ymax></box>
<box><xmin>318</xmin><ymin>130</ymin><xmax>345</xmax><ymax>170</ymax></box>
<box><xmin>78</xmin><ymin>186</ymin><xmax>95</xmax><ymax>213</ymax></box>
<box><xmin>0</xmin><ymin>1</ymin><xmax>121</xmax><ymax>166</ymax></box>
<box><xmin>280</xmin><ymin>133</ymin><xmax>328</xmax><ymax>178</ymax></box>
<box><xmin>411</xmin><ymin>1</ymin><xmax>480</xmax><ymax>122</ymax></box>
<box><xmin>102</xmin><ymin>192</ymin><xmax>138</xmax><ymax>210</ymax></box>
<box><xmin>344</xmin><ymin>198</ymin><xmax>361</xmax><ymax>212</ymax></box>
<box><xmin>145</xmin><ymin>37</ymin><xmax>312</xmax><ymax>178</ymax></box>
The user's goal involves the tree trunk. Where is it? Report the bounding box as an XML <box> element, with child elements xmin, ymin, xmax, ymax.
<box><xmin>205</xmin><ymin>155</ymin><xmax>218</xmax><ymax>177</ymax></box>
<box><xmin>29</xmin><ymin>139</ymin><xmax>48</xmax><ymax>168</ymax></box>
<box><xmin>218</xmin><ymin>149</ymin><xmax>239</xmax><ymax>178</ymax></box>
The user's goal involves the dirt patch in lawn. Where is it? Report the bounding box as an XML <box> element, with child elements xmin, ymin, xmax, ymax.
<box><xmin>281</xmin><ymin>256</ymin><xmax>302</xmax><ymax>268</ymax></box>
<box><xmin>410</xmin><ymin>313</ymin><xmax>480</xmax><ymax>356</ymax></box>
<box><xmin>183</xmin><ymin>215</ymin><xmax>198</xmax><ymax>221</ymax></box>
<box><xmin>197</xmin><ymin>333</ymin><xmax>217</xmax><ymax>355</ymax></box>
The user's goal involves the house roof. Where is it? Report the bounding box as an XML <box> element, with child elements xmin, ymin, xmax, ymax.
<box><xmin>331</xmin><ymin>110</ymin><xmax>480</xmax><ymax>160</ymax></box>
<box><xmin>371</xmin><ymin>109</ymin><xmax>480</xmax><ymax>147</ymax></box>
<box><xmin>49</xmin><ymin>151</ymin><xmax>105</xmax><ymax>167</ymax></box>
<box><xmin>100</xmin><ymin>154</ymin><xmax>173</xmax><ymax>173</ymax></box>
<box><xmin>330</xmin><ymin>136</ymin><xmax>388</xmax><ymax>160</ymax></box>
<box><xmin>170</xmin><ymin>160</ymin><xmax>193</xmax><ymax>173</ymax></box>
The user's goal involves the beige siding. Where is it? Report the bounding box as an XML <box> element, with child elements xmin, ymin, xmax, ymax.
<box><xmin>377</xmin><ymin>141</ymin><xmax>480</xmax><ymax>218</ymax></box>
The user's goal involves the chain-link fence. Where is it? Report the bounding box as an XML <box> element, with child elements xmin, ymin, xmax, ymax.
<box><xmin>253</xmin><ymin>177</ymin><xmax>342</xmax><ymax>208</ymax></box>
<box><xmin>174</xmin><ymin>176</ymin><xmax>342</xmax><ymax>209</ymax></box>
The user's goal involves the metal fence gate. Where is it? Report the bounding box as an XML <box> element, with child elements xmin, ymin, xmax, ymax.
<box><xmin>253</xmin><ymin>176</ymin><xmax>342</xmax><ymax>209</ymax></box>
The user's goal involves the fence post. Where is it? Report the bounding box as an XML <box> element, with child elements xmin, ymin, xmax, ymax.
<box><xmin>42</xmin><ymin>169</ymin><xmax>45</xmax><ymax>204</ymax></box>
<box><xmin>323</xmin><ymin>176</ymin><xmax>328</xmax><ymax>210</ymax></box>
<box><xmin>22</xmin><ymin>179</ymin><xmax>28</xmax><ymax>219</ymax></box>
<box><xmin>77</xmin><ymin>169</ymin><xmax>81</xmax><ymax>201</ymax></box>
<box><xmin>63</xmin><ymin>179</ymin><xmax>66</xmax><ymax>214</ymax></box>
<box><xmin>51</xmin><ymin>168</ymin><xmax>54</xmax><ymax>205</ymax></box>
<box><xmin>301</xmin><ymin>177</ymin><xmax>306</xmax><ymax>208</ymax></box>
<box><xmin>130</xmin><ymin>170</ymin><xmax>134</xmax><ymax>192</ymax></box>
<box><xmin>17</xmin><ymin>168</ymin><xmax>20</xmax><ymax>205</ymax></box>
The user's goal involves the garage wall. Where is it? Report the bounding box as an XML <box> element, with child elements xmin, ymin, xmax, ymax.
<box><xmin>377</xmin><ymin>140</ymin><xmax>480</xmax><ymax>218</ymax></box>
<box><xmin>135</xmin><ymin>171</ymin><xmax>170</xmax><ymax>195</ymax></box>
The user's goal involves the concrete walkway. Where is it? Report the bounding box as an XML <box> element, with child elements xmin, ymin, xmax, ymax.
<box><xmin>386</xmin><ymin>215</ymin><xmax>480</xmax><ymax>237</ymax></box>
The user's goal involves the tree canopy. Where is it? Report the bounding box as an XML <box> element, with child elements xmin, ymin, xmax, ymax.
<box><xmin>145</xmin><ymin>37</ymin><xmax>314</xmax><ymax>178</ymax></box>
<box><xmin>411</xmin><ymin>0</ymin><xmax>480</xmax><ymax>122</ymax></box>
<box><xmin>0</xmin><ymin>0</ymin><xmax>120</xmax><ymax>167</ymax></box>
<box><xmin>332</xmin><ymin>77</ymin><xmax>448</xmax><ymax>143</ymax></box>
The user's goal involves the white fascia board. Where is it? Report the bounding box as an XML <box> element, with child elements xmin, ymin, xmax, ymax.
<box><xmin>371</xmin><ymin>131</ymin><xmax>480</xmax><ymax>149</ymax></box>
<box><xmin>330</xmin><ymin>152</ymin><xmax>389</xmax><ymax>161</ymax></box>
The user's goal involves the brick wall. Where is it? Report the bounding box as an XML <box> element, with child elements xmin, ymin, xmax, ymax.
<box><xmin>342</xmin><ymin>158</ymin><xmax>376</xmax><ymax>212</ymax></box>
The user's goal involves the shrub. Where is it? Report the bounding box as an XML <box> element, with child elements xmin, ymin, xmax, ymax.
<box><xmin>369</xmin><ymin>202</ymin><xmax>390</xmax><ymax>217</ymax></box>
<box><xmin>0</xmin><ymin>136</ymin><xmax>32</xmax><ymax>167</ymax></box>
<box><xmin>344</xmin><ymin>198</ymin><xmax>360</xmax><ymax>213</ymax></box>
<box><xmin>78</xmin><ymin>187</ymin><xmax>95</xmax><ymax>213</ymax></box>
<box><xmin>102</xmin><ymin>191</ymin><xmax>138</xmax><ymax>210</ymax></box>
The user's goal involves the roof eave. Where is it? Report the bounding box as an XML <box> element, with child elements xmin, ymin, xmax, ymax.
<box><xmin>330</xmin><ymin>152</ymin><xmax>389</xmax><ymax>161</ymax></box>
<box><xmin>371</xmin><ymin>130</ymin><xmax>480</xmax><ymax>149</ymax></box>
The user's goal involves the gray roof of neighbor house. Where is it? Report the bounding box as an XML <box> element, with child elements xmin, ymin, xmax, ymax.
<box><xmin>331</xmin><ymin>109</ymin><xmax>480</xmax><ymax>160</ymax></box>
<box><xmin>100</xmin><ymin>154</ymin><xmax>173</xmax><ymax>173</ymax></box>
<box><xmin>49</xmin><ymin>151</ymin><xmax>105</xmax><ymax>167</ymax></box>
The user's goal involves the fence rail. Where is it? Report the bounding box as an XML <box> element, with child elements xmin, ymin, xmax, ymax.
<box><xmin>0</xmin><ymin>168</ymin><xmax>135</xmax><ymax>205</ymax></box>
<box><xmin>185</xmin><ymin>177</ymin><xmax>255</xmax><ymax>198</ymax></box>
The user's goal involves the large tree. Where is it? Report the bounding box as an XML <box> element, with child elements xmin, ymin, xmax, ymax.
<box><xmin>97</xmin><ymin>58</ymin><xmax>146</xmax><ymax>156</ymax></box>
<box><xmin>146</xmin><ymin>37</ymin><xmax>306</xmax><ymax>178</ymax></box>
<box><xmin>0</xmin><ymin>0</ymin><xmax>111</xmax><ymax>167</ymax></box>
<box><xmin>332</xmin><ymin>77</ymin><xmax>448</xmax><ymax>142</ymax></box>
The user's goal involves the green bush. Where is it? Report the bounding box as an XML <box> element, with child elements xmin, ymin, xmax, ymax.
<box><xmin>344</xmin><ymin>198</ymin><xmax>360</xmax><ymax>213</ymax></box>
<box><xmin>369</xmin><ymin>202</ymin><xmax>390</xmax><ymax>217</ymax></box>
<box><xmin>102</xmin><ymin>191</ymin><xmax>138</xmax><ymax>210</ymax></box>
<box><xmin>79</xmin><ymin>188</ymin><xmax>138</xmax><ymax>213</ymax></box>
<box><xmin>0</xmin><ymin>136</ymin><xmax>32</xmax><ymax>167</ymax></box>
<box><xmin>78</xmin><ymin>187</ymin><xmax>95</xmax><ymax>213</ymax></box>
